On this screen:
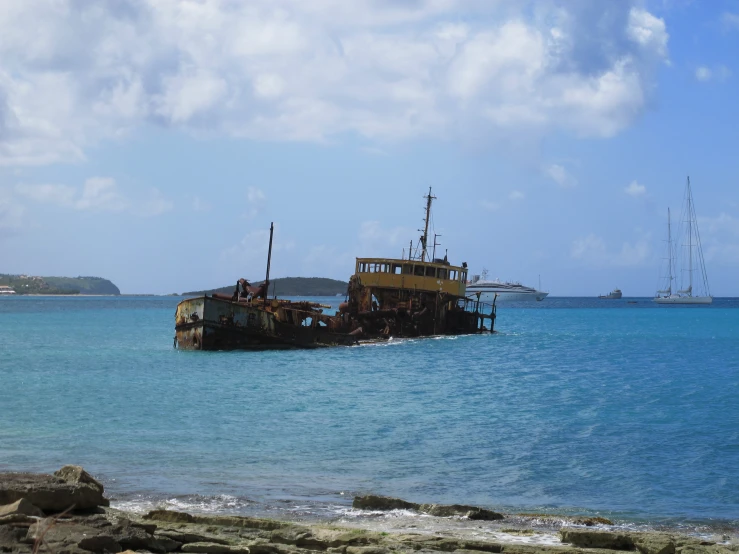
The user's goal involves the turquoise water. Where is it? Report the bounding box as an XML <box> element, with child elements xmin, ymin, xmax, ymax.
<box><xmin>1</xmin><ymin>296</ymin><xmax>738</xmax><ymax>529</ymax></box>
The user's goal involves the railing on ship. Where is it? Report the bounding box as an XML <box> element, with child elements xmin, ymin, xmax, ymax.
<box><xmin>458</xmin><ymin>294</ymin><xmax>497</xmax><ymax>332</ymax></box>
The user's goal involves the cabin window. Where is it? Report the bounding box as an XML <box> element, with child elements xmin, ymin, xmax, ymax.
<box><xmin>449</xmin><ymin>270</ymin><xmax>457</xmax><ymax>280</ymax></box>
<box><xmin>414</xmin><ymin>265</ymin><xmax>424</xmax><ymax>276</ymax></box>
<box><xmin>425</xmin><ymin>266</ymin><xmax>435</xmax><ymax>277</ymax></box>
<box><xmin>461</xmin><ymin>271</ymin><xmax>467</xmax><ymax>281</ymax></box>
<box><xmin>359</xmin><ymin>263</ymin><xmax>365</xmax><ymax>272</ymax></box>
<box><xmin>392</xmin><ymin>264</ymin><xmax>402</xmax><ymax>274</ymax></box>
<box><xmin>403</xmin><ymin>264</ymin><xmax>413</xmax><ymax>275</ymax></box>
<box><xmin>438</xmin><ymin>268</ymin><xmax>447</xmax><ymax>279</ymax></box>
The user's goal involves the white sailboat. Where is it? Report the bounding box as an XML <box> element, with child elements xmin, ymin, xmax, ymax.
<box><xmin>654</xmin><ymin>177</ymin><xmax>712</xmax><ymax>304</ymax></box>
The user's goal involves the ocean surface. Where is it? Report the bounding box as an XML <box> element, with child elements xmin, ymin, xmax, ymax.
<box><xmin>1</xmin><ymin>296</ymin><xmax>738</xmax><ymax>534</ymax></box>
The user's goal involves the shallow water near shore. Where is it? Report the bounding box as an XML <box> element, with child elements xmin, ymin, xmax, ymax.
<box><xmin>1</xmin><ymin>296</ymin><xmax>738</xmax><ymax>535</ymax></box>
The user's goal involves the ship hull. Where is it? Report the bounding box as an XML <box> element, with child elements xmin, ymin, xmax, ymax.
<box><xmin>175</xmin><ymin>296</ymin><xmax>358</xmax><ymax>351</ymax></box>
<box><xmin>653</xmin><ymin>296</ymin><xmax>713</xmax><ymax>305</ymax></box>
<box><xmin>469</xmin><ymin>290</ymin><xmax>548</xmax><ymax>302</ymax></box>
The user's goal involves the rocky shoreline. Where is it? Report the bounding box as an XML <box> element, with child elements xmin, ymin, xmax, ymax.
<box><xmin>1</xmin><ymin>467</ymin><xmax>736</xmax><ymax>554</ymax></box>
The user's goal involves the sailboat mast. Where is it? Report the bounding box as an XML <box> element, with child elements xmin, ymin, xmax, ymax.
<box><xmin>421</xmin><ymin>187</ymin><xmax>436</xmax><ymax>262</ymax></box>
<box><xmin>687</xmin><ymin>176</ymin><xmax>693</xmax><ymax>295</ymax></box>
<box><xmin>667</xmin><ymin>207</ymin><xmax>673</xmax><ymax>293</ymax></box>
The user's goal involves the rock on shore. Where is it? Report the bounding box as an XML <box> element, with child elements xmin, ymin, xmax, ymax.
<box><xmin>351</xmin><ymin>495</ymin><xmax>505</xmax><ymax>521</ymax></box>
<box><xmin>0</xmin><ymin>465</ymin><xmax>109</xmax><ymax>513</ymax></box>
<box><xmin>1</xmin><ymin>467</ymin><xmax>738</xmax><ymax>554</ymax></box>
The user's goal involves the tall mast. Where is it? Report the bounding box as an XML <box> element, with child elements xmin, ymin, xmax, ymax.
<box><xmin>421</xmin><ymin>187</ymin><xmax>436</xmax><ymax>262</ymax></box>
<box><xmin>264</xmin><ymin>222</ymin><xmax>274</xmax><ymax>305</ymax></box>
<box><xmin>687</xmin><ymin>176</ymin><xmax>693</xmax><ymax>295</ymax></box>
<box><xmin>667</xmin><ymin>207</ymin><xmax>673</xmax><ymax>293</ymax></box>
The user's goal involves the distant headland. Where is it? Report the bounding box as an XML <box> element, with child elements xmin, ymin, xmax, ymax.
<box><xmin>0</xmin><ymin>274</ymin><xmax>121</xmax><ymax>295</ymax></box>
<box><xmin>183</xmin><ymin>277</ymin><xmax>348</xmax><ymax>297</ymax></box>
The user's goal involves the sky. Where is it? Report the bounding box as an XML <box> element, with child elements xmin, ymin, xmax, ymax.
<box><xmin>1</xmin><ymin>0</ymin><xmax>738</xmax><ymax>296</ymax></box>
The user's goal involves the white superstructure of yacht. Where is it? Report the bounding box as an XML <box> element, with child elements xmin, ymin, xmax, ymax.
<box><xmin>466</xmin><ymin>270</ymin><xmax>548</xmax><ymax>302</ymax></box>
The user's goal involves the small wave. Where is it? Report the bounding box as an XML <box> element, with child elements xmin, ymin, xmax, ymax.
<box><xmin>112</xmin><ymin>493</ymin><xmax>251</xmax><ymax>515</ymax></box>
<box><xmin>339</xmin><ymin>507</ymin><xmax>423</xmax><ymax>519</ymax></box>
<box><xmin>486</xmin><ymin>531</ymin><xmax>561</xmax><ymax>546</ymax></box>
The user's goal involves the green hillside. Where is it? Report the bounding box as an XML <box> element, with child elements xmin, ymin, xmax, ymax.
<box><xmin>183</xmin><ymin>277</ymin><xmax>348</xmax><ymax>297</ymax></box>
<box><xmin>0</xmin><ymin>274</ymin><xmax>120</xmax><ymax>295</ymax></box>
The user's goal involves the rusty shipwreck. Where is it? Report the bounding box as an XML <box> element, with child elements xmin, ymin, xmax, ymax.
<box><xmin>174</xmin><ymin>189</ymin><xmax>496</xmax><ymax>350</ymax></box>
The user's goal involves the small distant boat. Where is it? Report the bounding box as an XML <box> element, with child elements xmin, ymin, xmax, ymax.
<box><xmin>654</xmin><ymin>177</ymin><xmax>712</xmax><ymax>305</ymax></box>
<box><xmin>598</xmin><ymin>288</ymin><xmax>622</xmax><ymax>299</ymax></box>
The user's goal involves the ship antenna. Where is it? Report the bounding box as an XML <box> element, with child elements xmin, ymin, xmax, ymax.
<box><xmin>432</xmin><ymin>233</ymin><xmax>442</xmax><ymax>261</ymax></box>
<box><xmin>421</xmin><ymin>187</ymin><xmax>436</xmax><ymax>262</ymax></box>
<box><xmin>264</xmin><ymin>222</ymin><xmax>274</xmax><ymax>305</ymax></box>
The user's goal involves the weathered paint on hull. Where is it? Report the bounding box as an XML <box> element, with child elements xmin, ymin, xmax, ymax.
<box><xmin>175</xmin><ymin>296</ymin><xmax>357</xmax><ymax>351</ymax></box>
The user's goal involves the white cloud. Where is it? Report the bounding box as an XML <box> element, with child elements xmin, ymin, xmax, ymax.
<box><xmin>699</xmin><ymin>212</ymin><xmax>739</xmax><ymax>265</ymax></box>
<box><xmin>220</xmin><ymin>226</ymin><xmax>295</xmax><ymax>280</ymax></box>
<box><xmin>192</xmin><ymin>196</ymin><xmax>211</xmax><ymax>212</ymax></box>
<box><xmin>571</xmin><ymin>233</ymin><xmax>650</xmax><ymax>267</ymax></box>
<box><xmin>243</xmin><ymin>186</ymin><xmax>266</xmax><ymax>219</ymax></box>
<box><xmin>701</xmin><ymin>212</ymin><xmax>739</xmax><ymax>236</ymax></box>
<box><xmin>508</xmin><ymin>190</ymin><xmax>525</xmax><ymax>201</ymax></box>
<box><xmin>247</xmin><ymin>186</ymin><xmax>266</xmax><ymax>204</ymax></box>
<box><xmin>572</xmin><ymin>233</ymin><xmax>607</xmax><ymax>261</ymax></box>
<box><xmin>154</xmin><ymin>69</ymin><xmax>228</xmax><ymax>124</ymax></box>
<box><xmin>694</xmin><ymin>65</ymin><xmax>731</xmax><ymax>83</ymax></box>
<box><xmin>75</xmin><ymin>177</ymin><xmax>127</xmax><ymax>211</ymax></box>
<box><xmin>298</xmin><ymin>244</ymin><xmax>355</xmax><ymax>278</ymax></box>
<box><xmin>625</xmin><ymin>180</ymin><xmax>646</xmax><ymax>196</ymax></box>
<box><xmin>546</xmin><ymin>164</ymin><xmax>578</xmax><ymax>188</ymax></box>
<box><xmin>16</xmin><ymin>179</ymin><xmax>126</xmax><ymax>211</ymax></box>
<box><xmin>15</xmin><ymin>183</ymin><xmax>77</xmax><ymax>206</ymax></box>
<box><xmin>15</xmin><ymin>177</ymin><xmax>171</xmax><ymax>216</ymax></box>
<box><xmin>627</xmin><ymin>8</ymin><xmax>669</xmax><ymax>59</ymax></box>
<box><xmin>137</xmin><ymin>187</ymin><xmax>173</xmax><ymax>217</ymax></box>
<box><xmin>253</xmin><ymin>74</ymin><xmax>286</xmax><ymax>99</ymax></box>
<box><xmin>0</xmin><ymin>195</ymin><xmax>25</xmax><ymax>236</ymax></box>
<box><xmin>481</xmin><ymin>200</ymin><xmax>500</xmax><ymax>212</ymax></box>
<box><xmin>359</xmin><ymin>220</ymin><xmax>413</xmax><ymax>247</ymax></box>
<box><xmin>695</xmin><ymin>67</ymin><xmax>712</xmax><ymax>82</ymax></box>
<box><xmin>0</xmin><ymin>1</ymin><xmax>670</xmax><ymax>166</ymax></box>
<box><xmin>722</xmin><ymin>12</ymin><xmax>739</xmax><ymax>30</ymax></box>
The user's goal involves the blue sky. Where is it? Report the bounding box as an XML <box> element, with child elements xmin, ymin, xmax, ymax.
<box><xmin>1</xmin><ymin>0</ymin><xmax>738</xmax><ymax>295</ymax></box>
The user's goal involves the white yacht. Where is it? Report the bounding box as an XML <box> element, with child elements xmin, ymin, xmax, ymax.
<box><xmin>466</xmin><ymin>270</ymin><xmax>548</xmax><ymax>302</ymax></box>
<box><xmin>654</xmin><ymin>177</ymin><xmax>712</xmax><ymax>305</ymax></box>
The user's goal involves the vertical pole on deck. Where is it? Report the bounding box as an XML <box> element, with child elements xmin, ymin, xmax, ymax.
<box><xmin>421</xmin><ymin>187</ymin><xmax>436</xmax><ymax>262</ymax></box>
<box><xmin>264</xmin><ymin>222</ymin><xmax>274</xmax><ymax>306</ymax></box>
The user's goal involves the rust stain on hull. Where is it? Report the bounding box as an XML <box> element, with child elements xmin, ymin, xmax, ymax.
<box><xmin>175</xmin><ymin>296</ymin><xmax>358</xmax><ymax>351</ymax></box>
